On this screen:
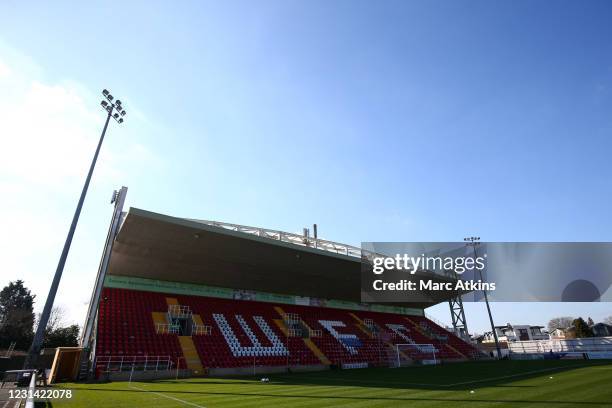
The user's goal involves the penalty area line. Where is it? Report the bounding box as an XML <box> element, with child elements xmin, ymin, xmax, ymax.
<box><xmin>129</xmin><ymin>385</ymin><xmax>206</xmax><ymax>408</ymax></box>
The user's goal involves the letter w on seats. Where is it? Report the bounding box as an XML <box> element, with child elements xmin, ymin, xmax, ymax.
<box><xmin>213</xmin><ymin>313</ymin><xmax>288</xmax><ymax>357</ymax></box>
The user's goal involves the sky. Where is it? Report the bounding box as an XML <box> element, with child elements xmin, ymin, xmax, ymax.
<box><xmin>1</xmin><ymin>0</ymin><xmax>611</xmax><ymax>334</ymax></box>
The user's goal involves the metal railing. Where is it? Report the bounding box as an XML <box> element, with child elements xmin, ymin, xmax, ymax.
<box><xmin>192</xmin><ymin>323</ymin><xmax>212</xmax><ymax>335</ymax></box>
<box><xmin>156</xmin><ymin>323</ymin><xmax>180</xmax><ymax>334</ymax></box>
<box><xmin>168</xmin><ymin>304</ymin><xmax>192</xmax><ymax>319</ymax></box>
<box><xmin>309</xmin><ymin>329</ymin><xmax>322</xmax><ymax>338</ymax></box>
<box><xmin>284</xmin><ymin>313</ymin><xmax>301</xmax><ymax>324</ymax></box>
<box><xmin>288</xmin><ymin>328</ymin><xmax>303</xmax><ymax>337</ymax></box>
<box><xmin>25</xmin><ymin>370</ymin><xmax>37</xmax><ymax>408</ymax></box>
<box><xmin>95</xmin><ymin>355</ymin><xmax>172</xmax><ymax>372</ymax></box>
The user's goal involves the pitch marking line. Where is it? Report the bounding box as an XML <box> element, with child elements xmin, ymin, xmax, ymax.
<box><xmin>130</xmin><ymin>385</ymin><xmax>206</xmax><ymax>408</ymax></box>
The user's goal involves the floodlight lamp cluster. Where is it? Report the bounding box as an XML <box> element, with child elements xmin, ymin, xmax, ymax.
<box><xmin>100</xmin><ymin>89</ymin><xmax>127</xmax><ymax>124</ymax></box>
<box><xmin>464</xmin><ymin>236</ymin><xmax>481</xmax><ymax>246</ymax></box>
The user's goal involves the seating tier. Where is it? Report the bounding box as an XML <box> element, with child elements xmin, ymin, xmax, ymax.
<box><xmin>96</xmin><ymin>288</ymin><xmax>476</xmax><ymax>371</ymax></box>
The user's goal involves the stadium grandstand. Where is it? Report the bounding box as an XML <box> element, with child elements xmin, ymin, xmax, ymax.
<box><xmin>54</xmin><ymin>202</ymin><xmax>483</xmax><ymax>382</ymax></box>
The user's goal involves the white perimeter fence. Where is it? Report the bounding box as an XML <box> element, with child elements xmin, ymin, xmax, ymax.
<box><xmin>508</xmin><ymin>337</ymin><xmax>612</xmax><ymax>356</ymax></box>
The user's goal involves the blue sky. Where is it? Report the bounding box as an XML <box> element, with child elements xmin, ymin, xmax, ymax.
<box><xmin>1</xmin><ymin>0</ymin><xmax>611</xmax><ymax>333</ymax></box>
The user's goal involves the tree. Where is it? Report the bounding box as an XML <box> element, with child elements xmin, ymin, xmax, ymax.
<box><xmin>547</xmin><ymin>316</ymin><xmax>574</xmax><ymax>332</ymax></box>
<box><xmin>587</xmin><ymin>317</ymin><xmax>595</xmax><ymax>327</ymax></box>
<box><xmin>35</xmin><ymin>306</ymin><xmax>66</xmax><ymax>333</ymax></box>
<box><xmin>43</xmin><ymin>325</ymin><xmax>80</xmax><ymax>349</ymax></box>
<box><xmin>605</xmin><ymin>316</ymin><xmax>612</xmax><ymax>325</ymax></box>
<box><xmin>36</xmin><ymin>306</ymin><xmax>81</xmax><ymax>349</ymax></box>
<box><xmin>0</xmin><ymin>280</ymin><xmax>35</xmax><ymax>350</ymax></box>
<box><xmin>572</xmin><ymin>317</ymin><xmax>593</xmax><ymax>338</ymax></box>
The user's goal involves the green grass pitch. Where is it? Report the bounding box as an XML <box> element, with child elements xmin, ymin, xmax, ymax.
<box><xmin>49</xmin><ymin>360</ymin><xmax>612</xmax><ymax>407</ymax></box>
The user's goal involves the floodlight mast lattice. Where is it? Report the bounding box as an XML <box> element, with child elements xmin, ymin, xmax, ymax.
<box><xmin>464</xmin><ymin>236</ymin><xmax>501</xmax><ymax>359</ymax></box>
<box><xmin>448</xmin><ymin>290</ymin><xmax>469</xmax><ymax>339</ymax></box>
<box><xmin>24</xmin><ymin>90</ymin><xmax>127</xmax><ymax>369</ymax></box>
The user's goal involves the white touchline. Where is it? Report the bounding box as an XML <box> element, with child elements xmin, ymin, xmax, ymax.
<box><xmin>130</xmin><ymin>385</ymin><xmax>206</xmax><ymax>408</ymax></box>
